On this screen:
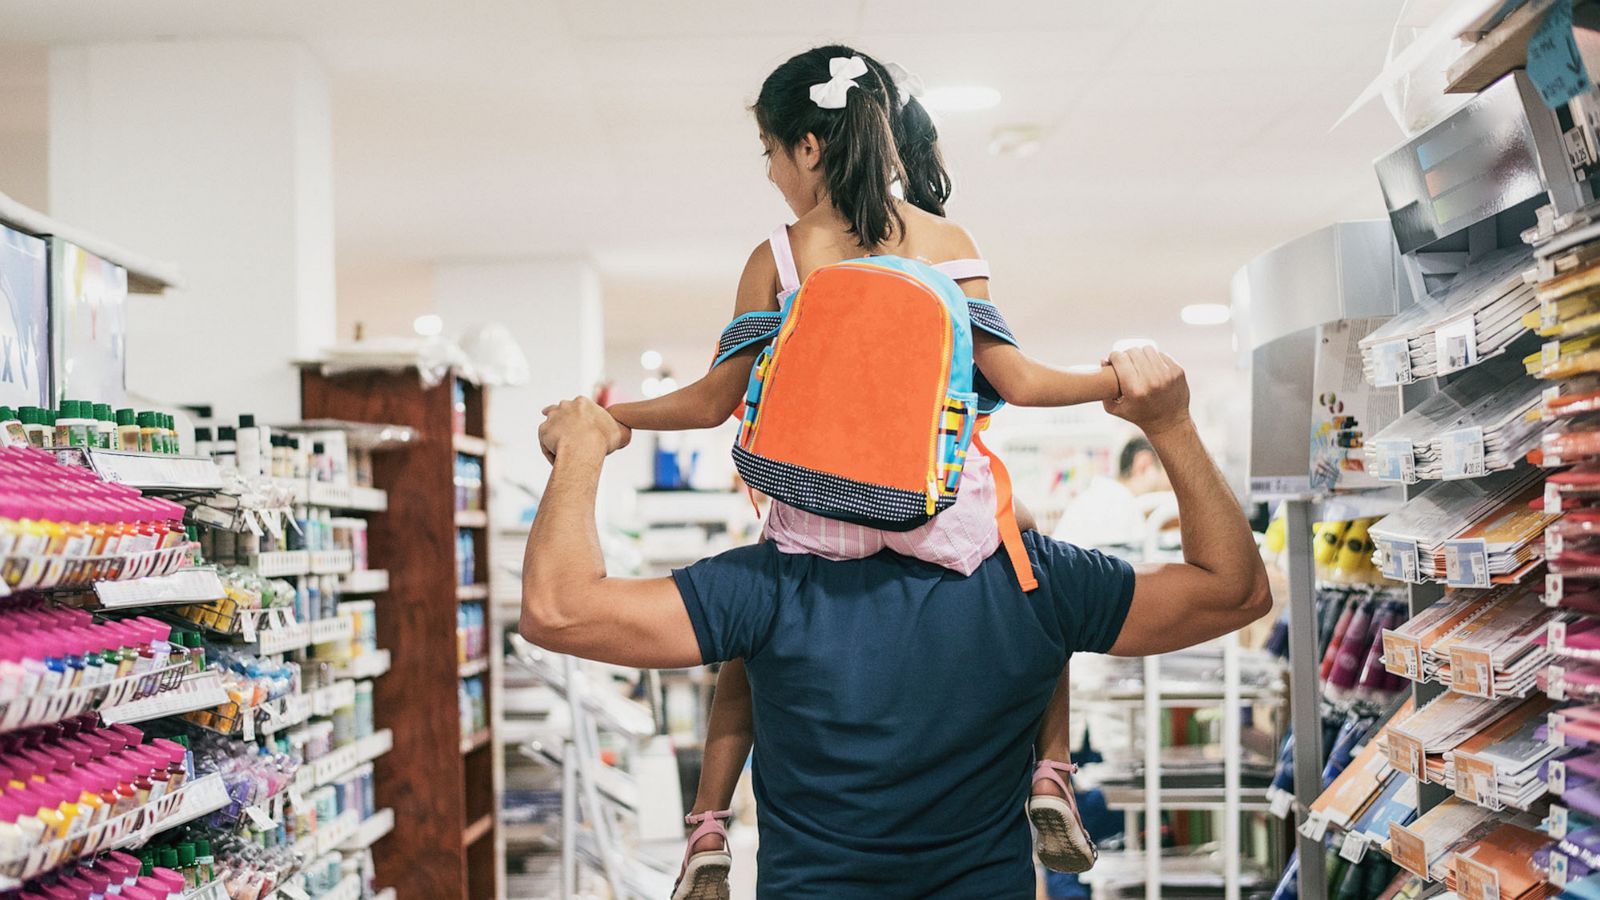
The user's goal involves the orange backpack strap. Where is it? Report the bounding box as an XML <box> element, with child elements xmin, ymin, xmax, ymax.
<box><xmin>971</xmin><ymin>428</ymin><xmax>1039</xmax><ymax>593</ymax></box>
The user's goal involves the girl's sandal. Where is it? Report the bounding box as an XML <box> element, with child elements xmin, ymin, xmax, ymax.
<box><xmin>1028</xmin><ymin>759</ymin><xmax>1098</xmax><ymax>873</ymax></box>
<box><xmin>672</xmin><ymin>809</ymin><xmax>733</xmax><ymax>900</ymax></box>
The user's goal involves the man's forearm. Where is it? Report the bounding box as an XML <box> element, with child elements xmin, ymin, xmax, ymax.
<box><xmin>1146</xmin><ymin>418</ymin><xmax>1266</xmax><ymax>600</ymax></box>
<box><xmin>521</xmin><ymin>442</ymin><xmax>608</xmax><ymax>636</ymax></box>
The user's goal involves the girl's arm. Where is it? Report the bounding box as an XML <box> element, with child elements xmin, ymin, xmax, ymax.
<box><xmin>947</xmin><ymin>227</ymin><xmax>1119</xmax><ymax>408</ymax></box>
<box><xmin>607</xmin><ymin>244</ymin><xmax>779</xmax><ymax>431</ymax></box>
<box><xmin>974</xmin><ymin>335</ymin><xmax>1121</xmax><ymax>407</ymax></box>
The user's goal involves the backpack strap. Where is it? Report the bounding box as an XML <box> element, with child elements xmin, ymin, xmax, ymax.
<box><xmin>933</xmin><ymin>258</ymin><xmax>990</xmax><ymax>281</ymax></box>
<box><xmin>972</xmin><ymin>428</ymin><xmax>1039</xmax><ymax>593</ymax></box>
<box><xmin>713</xmin><ymin>310</ymin><xmax>785</xmax><ymax>368</ymax></box>
<box><xmin>770</xmin><ymin>225</ymin><xmax>802</xmax><ymax>296</ymax></box>
<box><xmin>968</xmin><ymin>299</ymin><xmax>1016</xmax><ymax>346</ymax></box>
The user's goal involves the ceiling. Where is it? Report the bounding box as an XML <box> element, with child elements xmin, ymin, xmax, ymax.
<box><xmin>0</xmin><ymin>0</ymin><xmax>1408</xmax><ymax>380</ymax></box>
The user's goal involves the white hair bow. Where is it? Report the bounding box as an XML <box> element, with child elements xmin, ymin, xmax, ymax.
<box><xmin>885</xmin><ymin>61</ymin><xmax>924</xmax><ymax>108</ymax></box>
<box><xmin>809</xmin><ymin>55</ymin><xmax>869</xmax><ymax>110</ymax></box>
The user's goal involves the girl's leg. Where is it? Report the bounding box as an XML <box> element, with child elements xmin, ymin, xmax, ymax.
<box><xmin>688</xmin><ymin>657</ymin><xmax>754</xmax><ymax>851</ymax></box>
<box><xmin>1034</xmin><ymin>661</ymin><xmax>1074</xmax><ymax>798</ymax></box>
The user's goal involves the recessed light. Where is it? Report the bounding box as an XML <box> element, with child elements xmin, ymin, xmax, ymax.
<box><xmin>1112</xmin><ymin>338</ymin><xmax>1157</xmax><ymax>352</ymax></box>
<box><xmin>412</xmin><ymin>314</ymin><xmax>443</xmax><ymax>337</ymax></box>
<box><xmin>640</xmin><ymin>349</ymin><xmax>663</xmax><ymax>370</ymax></box>
<box><xmin>920</xmin><ymin>85</ymin><xmax>1001</xmax><ymax>113</ymax></box>
<box><xmin>1181</xmin><ymin>303</ymin><xmax>1231</xmax><ymax>326</ymax></box>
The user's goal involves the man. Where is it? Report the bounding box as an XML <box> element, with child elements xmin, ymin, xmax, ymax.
<box><xmin>1054</xmin><ymin>436</ymin><xmax>1175</xmax><ymax>552</ymax></box>
<box><xmin>523</xmin><ymin>347</ymin><xmax>1270</xmax><ymax>899</ymax></box>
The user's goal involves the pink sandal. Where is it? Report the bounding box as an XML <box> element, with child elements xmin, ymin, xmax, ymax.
<box><xmin>672</xmin><ymin>809</ymin><xmax>733</xmax><ymax>900</ymax></box>
<box><xmin>1028</xmin><ymin>759</ymin><xmax>1097</xmax><ymax>873</ymax></box>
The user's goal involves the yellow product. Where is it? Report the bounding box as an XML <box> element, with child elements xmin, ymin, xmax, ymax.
<box><xmin>1314</xmin><ymin>520</ymin><xmax>1349</xmax><ymax>567</ymax></box>
<box><xmin>1335</xmin><ymin>519</ymin><xmax>1374</xmax><ymax>577</ymax></box>
<box><xmin>1263</xmin><ymin>512</ymin><xmax>1287</xmax><ymax>555</ymax></box>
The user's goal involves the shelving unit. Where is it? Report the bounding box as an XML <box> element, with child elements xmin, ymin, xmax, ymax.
<box><xmin>301</xmin><ymin>367</ymin><xmax>501</xmax><ymax>900</ymax></box>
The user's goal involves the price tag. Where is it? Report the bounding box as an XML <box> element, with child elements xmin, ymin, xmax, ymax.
<box><xmin>1551</xmin><ymin>758</ymin><xmax>1568</xmax><ymax>795</ymax></box>
<box><xmin>1455</xmin><ymin>853</ymin><xmax>1500</xmax><ymax>900</ymax></box>
<box><xmin>1389</xmin><ymin>823</ymin><xmax>1429</xmax><ymax>877</ymax></box>
<box><xmin>1339</xmin><ymin>832</ymin><xmax>1368</xmax><ymax>863</ymax></box>
<box><xmin>1548</xmin><ymin>481</ymin><xmax>1564</xmax><ymax>514</ymax></box>
<box><xmin>1549</xmin><ymin>665</ymin><xmax>1568</xmax><ymax>701</ymax></box>
<box><xmin>1553</xmin><ymin>850</ymin><xmax>1570</xmax><ymax>888</ymax></box>
<box><xmin>1449</xmin><ymin>646</ymin><xmax>1495</xmax><ymax>697</ymax></box>
<box><xmin>244</xmin><ymin>805</ymin><xmax>276</xmax><ymax>830</ymax></box>
<box><xmin>1551</xmin><ymin>620</ymin><xmax>1569</xmax><ymax>652</ymax></box>
<box><xmin>1548</xmin><ymin>573</ymin><xmax>1566</xmax><ymax>606</ymax></box>
<box><xmin>1454</xmin><ymin>751</ymin><xmax>1501</xmax><ymax>807</ymax></box>
<box><xmin>241</xmin><ymin>611</ymin><xmax>258</xmax><ymax>644</ymax></box>
<box><xmin>1384</xmin><ymin>630</ymin><xmax>1423</xmax><ymax>680</ymax></box>
<box><xmin>1297</xmin><ymin>811</ymin><xmax>1329</xmax><ymax>841</ymax></box>
<box><xmin>1444</xmin><ymin>539</ymin><xmax>1491</xmax><ymax>588</ymax></box>
<box><xmin>1441</xmin><ymin>427</ymin><xmax>1487</xmax><ymax>479</ymax></box>
<box><xmin>1551</xmin><ymin>804</ymin><xmax>1570</xmax><ymax>840</ymax></box>
<box><xmin>1268</xmin><ymin>788</ymin><xmax>1293</xmax><ymax>820</ymax></box>
<box><xmin>1544</xmin><ymin>297</ymin><xmax>1562</xmax><ymax>330</ymax></box>
<box><xmin>241</xmin><ymin>707</ymin><xmax>255</xmax><ymax>742</ymax></box>
<box><xmin>1544</xmin><ymin>339</ymin><xmax>1564</xmax><ymax>371</ymax></box>
<box><xmin>1549</xmin><ymin>528</ymin><xmax>1566</xmax><ymax>559</ymax></box>
<box><xmin>1381</xmin><ymin>539</ymin><xmax>1420</xmax><ymax>583</ymax></box>
<box><xmin>1387</xmin><ymin>731</ymin><xmax>1424</xmax><ymax>780</ymax></box>
<box><xmin>1544</xmin><ymin>384</ymin><xmax>1562</xmax><ymax>419</ymax></box>
<box><xmin>1372</xmin><ymin>339</ymin><xmax>1413</xmax><ymax>386</ymax></box>
<box><xmin>1551</xmin><ymin>711</ymin><xmax>1568</xmax><ymax>747</ymax></box>
<box><xmin>1374</xmin><ymin>439</ymin><xmax>1418</xmax><ymax>483</ymax></box>
<box><xmin>1435</xmin><ymin>314</ymin><xmax>1480</xmax><ymax>374</ymax></box>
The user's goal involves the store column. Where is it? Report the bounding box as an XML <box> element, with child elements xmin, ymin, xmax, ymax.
<box><xmin>47</xmin><ymin>40</ymin><xmax>336</xmax><ymax>422</ymax></box>
<box><xmin>433</xmin><ymin>259</ymin><xmax>605</xmax><ymax>492</ymax></box>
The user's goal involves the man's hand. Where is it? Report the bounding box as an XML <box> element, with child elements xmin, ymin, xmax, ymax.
<box><xmin>1103</xmin><ymin>346</ymin><xmax>1191</xmax><ymax>438</ymax></box>
<box><xmin>538</xmin><ymin>397</ymin><xmax>632</xmax><ymax>464</ymax></box>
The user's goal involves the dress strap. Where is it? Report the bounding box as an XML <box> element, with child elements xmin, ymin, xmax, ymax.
<box><xmin>770</xmin><ymin>225</ymin><xmax>801</xmax><ymax>294</ymax></box>
<box><xmin>933</xmin><ymin>258</ymin><xmax>990</xmax><ymax>281</ymax></box>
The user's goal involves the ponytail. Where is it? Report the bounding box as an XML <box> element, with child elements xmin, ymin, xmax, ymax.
<box><xmin>892</xmin><ymin>95</ymin><xmax>951</xmax><ymax>217</ymax></box>
<box><xmin>754</xmin><ymin>45</ymin><xmax>907</xmax><ymax>248</ymax></box>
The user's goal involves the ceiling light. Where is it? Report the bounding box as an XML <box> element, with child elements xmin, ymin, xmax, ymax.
<box><xmin>640</xmin><ymin>350</ymin><xmax>662</xmax><ymax>370</ymax></box>
<box><xmin>920</xmin><ymin>85</ymin><xmax>1001</xmax><ymax>113</ymax></box>
<box><xmin>1181</xmin><ymin>303</ymin><xmax>1232</xmax><ymax>326</ymax></box>
<box><xmin>1112</xmin><ymin>338</ymin><xmax>1157</xmax><ymax>352</ymax></box>
<box><xmin>642</xmin><ymin>377</ymin><xmax>662</xmax><ymax>398</ymax></box>
<box><xmin>412</xmin><ymin>314</ymin><xmax>443</xmax><ymax>337</ymax></box>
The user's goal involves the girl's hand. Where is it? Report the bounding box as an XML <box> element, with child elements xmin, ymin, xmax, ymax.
<box><xmin>1103</xmin><ymin>347</ymin><xmax>1191</xmax><ymax>438</ymax></box>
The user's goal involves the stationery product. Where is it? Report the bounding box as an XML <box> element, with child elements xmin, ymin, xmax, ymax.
<box><xmin>1370</xmin><ymin>467</ymin><xmax>1557</xmax><ymax>586</ymax></box>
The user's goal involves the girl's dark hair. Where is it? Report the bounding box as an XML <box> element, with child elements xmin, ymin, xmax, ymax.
<box><xmin>754</xmin><ymin>45</ymin><xmax>907</xmax><ymax>248</ymax></box>
<box><xmin>860</xmin><ymin>56</ymin><xmax>952</xmax><ymax>217</ymax></box>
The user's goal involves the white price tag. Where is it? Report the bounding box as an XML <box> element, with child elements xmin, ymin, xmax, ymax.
<box><xmin>1550</xmin><ymin>665</ymin><xmax>1568</xmax><ymax>701</ymax></box>
<box><xmin>1339</xmin><ymin>832</ymin><xmax>1368</xmax><ymax>863</ymax></box>
<box><xmin>1549</xmin><ymin>573</ymin><xmax>1566</xmax><ymax>606</ymax></box>
<box><xmin>1298</xmin><ymin>812</ymin><xmax>1329</xmax><ymax>841</ymax></box>
<box><xmin>1551</xmin><ymin>759</ymin><xmax>1568</xmax><ymax>795</ymax></box>
<box><xmin>244</xmin><ymin>805</ymin><xmax>276</xmax><ymax>830</ymax></box>
<box><xmin>1268</xmin><ymin>788</ymin><xmax>1293</xmax><ymax>820</ymax></box>
<box><xmin>1381</xmin><ymin>539</ymin><xmax>1420</xmax><ymax>583</ymax></box>
<box><xmin>241</xmin><ymin>610</ymin><xmax>258</xmax><ymax>644</ymax></box>
<box><xmin>1444</xmin><ymin>539</ymin><xmax>1491</xmax><ymax>588</ymax></box>
<box><xmin>1544</xmin><ymin>297</ymin><xmax>1561</xmax><ymax>331</ymax></box>
<box><xmin>1544</xmin><ymin>385</ymin><xmax>1562</xmax><ymax>419</ymax></box>
<box><xmin>1545</xmin><ymin>339</ymin><xmax>1564</xmax><ymax>371</ymax></box>
<box><xmin>1550</xmin><ymin>528</ymin><xmax>1566</xmax><ymax>559</ymax></box>
<box><xmin>1374</xmin><ymin>439</ymin><xmax>1418</xmax><ymax>483</ymax></box>
<box><xmin>1551</xmin><ymin>620</ymin><xmax>1569</xmax><ymax>652</ymax></box>
<box><xmin>241</xmin><ymin>707</ymin><xmax>256</xmax><ymax>742</ymax></box>
<box><xmin>1441</xmin><ymin>427</ymin><xmax>1487</xmax><ymax>480</ymax></box>
<box><xmin>1372</xmin><ymin>339</ymin><xmax>1413</xmax><ymax>386</ymax></box>
<box><xmin>1552</xmin><ymin>711</ymin><xmax>1568</xmax><ymax>747</ymax></box>
<box><xmin>1552</xmin><ymin>804</ymin><xmax>1570</xmax><ymax>840</ymax></box>
<box><xmin>1548</xmin><ymin>481</ymin><xmax>1564</xmax><ymax>515</ymax></box>
<box><xmin>1435</xmin><ymin>315</ymin><xmax>1479</xmax><ymax>374</ymax></box>
<box><xmin>1553</xmin><ymin>851</ymin><xmax>1570</xmax><ymax>888</ymax></box>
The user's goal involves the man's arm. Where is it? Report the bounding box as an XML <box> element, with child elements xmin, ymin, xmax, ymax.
<box><xmin>519</xmin><ymin>398</ymin><xmax>704</xmax><ymax>668</ymax></box>
<box><xmin>1096</xmin><ymin>348</ymin><xmax>1273</xmax><ymax>657</ymax></box>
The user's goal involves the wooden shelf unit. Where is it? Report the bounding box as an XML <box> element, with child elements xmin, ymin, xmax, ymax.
<box><xmin>302</xmin><ymin>368</ymin><xmax>500</xmax><ymax>900</ymax></box>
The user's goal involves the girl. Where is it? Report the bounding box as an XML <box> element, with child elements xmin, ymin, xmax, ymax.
<box><xmin>606</xmin><ymin>47</ymin><xmax>1117</xmax><ymax>899</ymax></box>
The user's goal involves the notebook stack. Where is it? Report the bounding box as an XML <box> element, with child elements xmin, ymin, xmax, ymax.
<box><xmin>1367</xmin><ymin>367</ymin><xmax>1546</xmax><ymax>483</ymax></box>
<box><xmin>1360</xmin><ymin>244</ymin><xmax>1536</xmax><ymax>386</ymax></box>
<box><xmin>1383</xmin><ymin>583</ymin><xmax>1564</xmax><ymax>697</ymax></box>
<box><xmin>1369</xmin><ymin>467</ymin><xmax>1557</xmax><ymax>586</ymax></box>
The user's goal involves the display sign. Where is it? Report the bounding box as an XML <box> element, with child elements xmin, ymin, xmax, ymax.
<box><xmin>51</xmin><ymin>240</ymin><xmax>127</xmax><ymax>406</ymax></box>
<box><xmin>0</xmin><ymin>224</ymin><xmax>49</xmax><ymax>409</ymax></box>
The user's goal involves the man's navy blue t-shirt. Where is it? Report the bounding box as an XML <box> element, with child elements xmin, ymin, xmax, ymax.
<box><xmin>672</xmin><ymin>531</ymin><xmax>1135</xmax><ymax>899</ymax></box>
